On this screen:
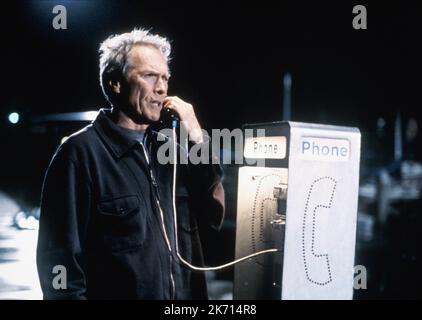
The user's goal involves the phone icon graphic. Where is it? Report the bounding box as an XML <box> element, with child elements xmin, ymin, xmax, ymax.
<box><xmin>302</xmin><ymin>176</ymin><xmax>337</xmax><ymax>286</ymax></box>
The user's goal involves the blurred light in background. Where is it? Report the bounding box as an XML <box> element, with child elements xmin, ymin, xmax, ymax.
<box><xmin>0</xmin><ymin>192</ymin><xmax>42</xmax><ymax>299</ymax></box>
<box><xmin>8</xmin><ymin>112</ymin><xmax>20</xmax><ymax>124</ymax></box>
<box><xmin>31</xmin><ymin>111</ymin><xmax>98</xmax><ymax>123</ymax></box>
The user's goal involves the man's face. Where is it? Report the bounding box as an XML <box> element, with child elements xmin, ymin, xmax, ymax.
<box><xmin>120</xmin><ymin>44</ymin><xmax>170</xmax><ymax>123</ymax></box>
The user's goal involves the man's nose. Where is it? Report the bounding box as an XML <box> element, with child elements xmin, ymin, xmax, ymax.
<box><xmin>154</xmin><ymin>77</ymin><xmax>167</xmax><ymax>95</ymax></box>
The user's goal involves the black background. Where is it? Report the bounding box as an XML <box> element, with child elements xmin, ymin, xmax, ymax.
<box><xmin>1</xmin><ymin>0</ymin><xmax>420</xmax><ymax>130</ymax></box>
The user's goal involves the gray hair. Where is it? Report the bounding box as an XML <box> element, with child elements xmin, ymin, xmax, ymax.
<box><xmin>99</xmin><ymin>27</ymin><xmax>171</xmax><ymax>102</ymax></box>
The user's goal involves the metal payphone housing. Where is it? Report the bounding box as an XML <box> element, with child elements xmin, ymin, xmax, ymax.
<box><xmin>234</xmin><ymin>121</ymin><xmax>361</xmax><ymax>300</ymax></box>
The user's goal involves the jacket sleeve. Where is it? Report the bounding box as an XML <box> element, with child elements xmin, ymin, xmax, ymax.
<box><xmin>36</xmin><ymin>147</ymin><xmax>90</xmax><ymax>300</ymax></box>
<box><xmin>186</xmin><ymin>140</ymin><xmax>225</xmax><ymax>230</ymax></box>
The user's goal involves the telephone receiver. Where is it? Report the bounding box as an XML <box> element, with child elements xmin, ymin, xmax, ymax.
<box><xmin>159</xmin><ymin>107</ymin><xmax>180</xmax><ymax>129</ymax></box>
<box><xmin>156</xmin><ymin>107</ymin><xmax>188</xmax><ymax>155</ymax></box>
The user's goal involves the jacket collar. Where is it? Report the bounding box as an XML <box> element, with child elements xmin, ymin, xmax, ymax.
<box><xmin>93</xmin><ymin>108</ymin><xmax>143</xmax><ymax>158</ymax></box>
<box><xmin>93</xmin><ymin>108</ymin><xmax>171</xmax><ymax>159</ymax></box>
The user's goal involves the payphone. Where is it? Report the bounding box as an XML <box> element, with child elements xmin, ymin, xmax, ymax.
<box><xmin>234</xmin><ymin>121</ymin><xmax>361</xmax><ymax>300</ymax></box>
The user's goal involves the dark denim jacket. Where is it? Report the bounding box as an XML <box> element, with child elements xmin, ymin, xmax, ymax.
<box><xmin>36</xmin><ymin>108</ymin><xmax>225</xmax><ymax>299</ymax></box>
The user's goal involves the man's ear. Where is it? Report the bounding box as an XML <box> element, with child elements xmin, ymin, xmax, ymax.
<box><xmin>109</xmin><ymin>80</ymin><xmax>121</xmax><ymax>94</ymax></box>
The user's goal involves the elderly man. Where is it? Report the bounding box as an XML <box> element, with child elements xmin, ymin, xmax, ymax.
<box><xmin>36</xmin><ymin>28</ymin><xmax>225</xmax><ymax>299</ymax></box>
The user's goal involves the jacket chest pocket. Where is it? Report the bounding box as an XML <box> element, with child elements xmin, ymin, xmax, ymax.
<box><xmin>176</xmin><ymin>186</ymin><xmax>198</xmax><ymax>234</ymax></box>
<box><xmin>97</xmin><ymin>194</ymin><xmax>148</xmax><ymax>253</ymax></box>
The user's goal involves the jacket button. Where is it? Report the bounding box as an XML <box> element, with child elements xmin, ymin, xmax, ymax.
<box><xmin>119</xmin><ymin>207</ymin><xmax>125</xmax><ymax>215</ymax></box>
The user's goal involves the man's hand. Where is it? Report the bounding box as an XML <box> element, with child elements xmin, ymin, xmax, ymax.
<box><xmin>163</xmin><ymin>96</ymin><xmax>204</xmax><ymax>144</ymax></box>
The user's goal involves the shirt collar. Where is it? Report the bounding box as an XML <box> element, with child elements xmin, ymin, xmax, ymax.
<box><xmin>92</xmin><ymin>108</ymin><xmax>170</xmax><ymax>159</ymax></box>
